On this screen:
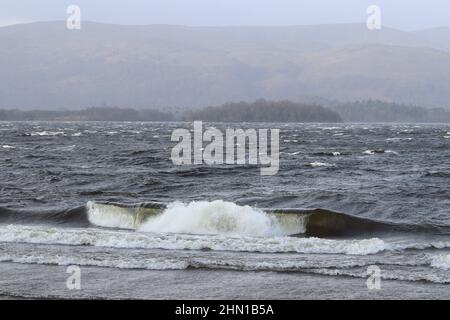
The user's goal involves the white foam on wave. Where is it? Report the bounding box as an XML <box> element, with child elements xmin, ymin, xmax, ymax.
<box><xmin>0</xmin><ymin>251</ymin><xmax>384</xmax><ymax>272</ymax></box>
<box><xmin>308</xmin><ymin>267</ymin><xmax>450</xmax><ymax>284</ymax></box>
<box><xmin>391</xmin><ymin>240</ymin><xmax>450</xmax><ymax>251</ymax></box>
<box><xmin>0</xmin><ymin>224</ymin><xmax>387</xmax><ymax>255</ymax></box>
<box><xmin>87</xmin><ymin>200</ymin><xmax>306</xmax><ymax>236</ymax></box>
<box><xmin>138</xmin><ymin>200</ymin><xmax>284</xmax><ymax>237</ymax></box>
<box><xmin>431</xmin><ymin>254</ymin><xmax>450</xmax><ymax>270</ymax></box>
<box><xmin>385</xmin><ymin>150</ymin><xmax>399</xmax><ymax>155</ymax></box>
<box><xmin>0</xmin><ymin>252</ymin><xmax>187</xmax><ymax>270</ymax></box>
<box><xmin>386</xmin><ymin>137</ymin><xmax>413</xmax><ymax>142</ymax></box>
<box><xmin>309</xmin><ymin>162</ymin><xmax>335</xmax><ymax>167</ymax></box>
<box><xmin>30</xmin><ymin>131</ymin><xmax>65</xmax><ymax>136</ymax></box>
<box><xmin>320</xmin><ymin>127</ymin><xmax>340</xmax><ymax>130</ymax></box>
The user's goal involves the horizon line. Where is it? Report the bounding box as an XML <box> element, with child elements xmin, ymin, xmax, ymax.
<box><xmin>1</xmin><ymin>19</ymin><xmax>449</xmax><ymax>33</ymax></box>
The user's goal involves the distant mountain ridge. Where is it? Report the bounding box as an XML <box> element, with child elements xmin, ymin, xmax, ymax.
<box><xmin>1</xmin><ymin>21</ymin><xmax>450</xmax><ymax>109</ymax></box>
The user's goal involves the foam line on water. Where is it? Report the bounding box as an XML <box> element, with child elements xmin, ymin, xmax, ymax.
<box><xmin>0</xmin><ymin>224</ymin><xmax>387</xmax><ymax>255</ymax></box>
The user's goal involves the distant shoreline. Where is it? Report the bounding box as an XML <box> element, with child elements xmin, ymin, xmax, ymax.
<box><xmin>1</xmin><ymin>99</ymin><xmax>450</xmax><ymax>123</ymax></box>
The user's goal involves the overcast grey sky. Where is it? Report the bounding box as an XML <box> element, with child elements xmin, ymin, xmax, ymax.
<box><xmin>1</xmin><ymin>0</ymin><xmax>449</xmax><ymax>30</ymax></box>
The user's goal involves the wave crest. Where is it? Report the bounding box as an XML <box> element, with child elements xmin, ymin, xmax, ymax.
<box><xmin>85</xmin><ymin>201</ymin><xmax>445</xmax><ymax>238</ymax></box>
<box><xmin>138</xmin><ymin>200</ymin><xmax>288</xmax><ymax>237</ymax></box>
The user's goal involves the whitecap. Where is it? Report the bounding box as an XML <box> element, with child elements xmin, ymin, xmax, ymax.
<box><xmin>138</xmin><ymin>200</ymin><xmax>283</xmax><ymax>237</ymax></box>
<box><xmin>309</xmin><ymin>162</ymin><xmax>335</xmax><ymax>167</ymax></box>
<box><xmin>431</xmin><ymin>254</ymin><xmax>450</xmax><ymax>270</ymax></box>
<box><xmin>30</xmin><ymin>131</ymin><xmax>65</xmax><ymax>136</ymax></box>
<box><xmin>385</xmin><ymin>150</ymin><xmax>399</xmax><ymax>155</ymax></box>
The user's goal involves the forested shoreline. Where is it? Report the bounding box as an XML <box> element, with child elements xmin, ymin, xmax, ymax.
<box><xmin>1</xmin><ymin>100</ymin><xmax>450</xmax><ymax>123</ymax></box>
<box><xmin>182</xmin><ymin>100</ymin><xmax>342</xmax><ymax>122</ymax></box>
<box><xmin>332</xmin><ymin>100</ymin><xmax>450</xmax><ymax>123</ymax></box>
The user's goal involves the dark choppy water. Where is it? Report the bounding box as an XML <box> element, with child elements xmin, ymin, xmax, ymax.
<box><xmin>0</xmin><ymin>121</ymin><xmax>449</xmax><ymax>299</ymax></box>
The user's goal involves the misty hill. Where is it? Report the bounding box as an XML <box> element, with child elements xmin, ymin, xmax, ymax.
<box><xmin>333</xmin><ymin>100</ymin><xmax>450</xmax><ymax>123</ymax></box>
<box><xmin>183</xmin><ymin>100</ymin><xmax>342</xmax><ymax>122</ymax></box>
<box><xmin>1</xmin><ymin>22</ymin><xmax>450</xmax><ymax>109</ymax></box>
<box><xmin>414</xmin><ymin>27</ymin><xmax>450</xmax><ymax>51</ymax></box>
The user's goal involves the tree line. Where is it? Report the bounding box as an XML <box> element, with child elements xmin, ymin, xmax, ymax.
<box><xmin>1</xmin><ymin>100</ymin><xmax>449</xmax><ymax>123</ymax></box>
<box><xmin>182</xmin><ymin>100</ymin><xmax>342</xmax><ymax>122</ymax></box>
<box><xmin>332</xmin><ymin>100</ymin><xmax>450</xmax><ymax>123</ymax></box>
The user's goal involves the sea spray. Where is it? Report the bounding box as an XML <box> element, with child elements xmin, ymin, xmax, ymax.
<box><xmin>138</xmin><ymin>200</ymin><xmax>284</xmax><ymax>237</ymax></box>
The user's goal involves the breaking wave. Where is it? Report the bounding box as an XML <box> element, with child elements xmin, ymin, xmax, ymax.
<box><xmin>85</xmin><ymin>200</ymin><xmax>395</xmax><ymax>237</ymax></box>
<box><xmin>431</xmin><ymin>254</ymin><xmax>450</xmax><ymax>270</ymax></box>
<box><xmin>1</xmin><ymin>200</ymin><xmax>449</xmax><ymax>238</ymax></box>
<box><xmin>137</xmin><ymin>201</ymin><xmax>286</xmax><ymax>237</ymax></box>
<box><xmin>84</xmin><ymin>201</ymin><xmax>450</xmax><ymax>238</ymax></box>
